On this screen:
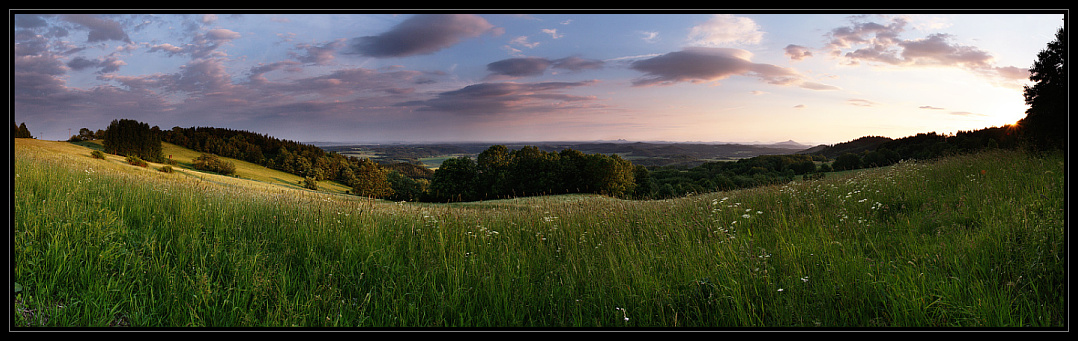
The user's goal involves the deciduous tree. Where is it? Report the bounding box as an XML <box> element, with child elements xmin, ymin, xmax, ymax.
<box><xmin>1020</xmin><ymin>26</ymin><xmax>1067</xmax><ymax>150</ymax></box>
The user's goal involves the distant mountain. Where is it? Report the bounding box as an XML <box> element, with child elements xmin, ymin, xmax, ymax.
<box><xmin>764</xmin><ymin>140</ymin><xmax>810</xmax><ymax>149</ymax></box>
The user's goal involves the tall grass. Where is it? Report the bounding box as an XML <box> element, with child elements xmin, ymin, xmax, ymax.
<box><xmin>13</xmin><ymin>140</ymin><xmax>1065</xmax><ymax>328</ymax></box>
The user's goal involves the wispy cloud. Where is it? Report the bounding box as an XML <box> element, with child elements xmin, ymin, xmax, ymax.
<box><xmin>847</xmin><ymin>99</ymin><xmax>878</xmax><ymax>107</ymax></box>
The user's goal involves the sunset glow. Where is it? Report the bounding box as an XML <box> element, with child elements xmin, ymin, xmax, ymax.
<box><xmin>12</xmin><ymin>11</ymin><xmax>1064</xmax><ymax>145</ymax></box>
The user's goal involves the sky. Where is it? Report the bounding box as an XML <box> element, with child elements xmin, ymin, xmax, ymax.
<box><xmin>11</xmin><ymin>11</ymin><xmax>1066</xmax><ymax>145</ymax></box>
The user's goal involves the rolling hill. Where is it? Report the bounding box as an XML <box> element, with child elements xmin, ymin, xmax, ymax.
<box><xmin>60</xmin><ymin>139</ymin><xmax>354</xmax><ymax>195</ymax></box>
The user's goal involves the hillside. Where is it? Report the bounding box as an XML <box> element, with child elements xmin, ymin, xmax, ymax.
<box><xmin>53</xmin><ymin>139</ymin><xmax>353</xmax><ymax>195</ymax></box>
<box><xmin>796</xmin><ymin>136</ymin><xmax>893</xmax><ymax>159</ymax></box>
<box><xmin>13</xmin><ymin>136</ymin><xmax>1066</xmax><ymax>328</ymax></box>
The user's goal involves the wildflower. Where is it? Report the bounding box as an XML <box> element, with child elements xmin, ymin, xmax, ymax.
<box><xmin>777</xmin><ymin>288</ymin><xmax>784</xmax><ymax>292</ymax></box>
<box><xmin>742</xmin><ymin>214</ymin><xmax>751</xmax><ymax>219</ymax></box>
<box><xmin>801</xmin><ymin>276</ymin><xmax>809</xmax><ymax>282</ymax></box>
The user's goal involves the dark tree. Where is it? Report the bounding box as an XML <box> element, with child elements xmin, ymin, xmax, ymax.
<box><xmin>476</xmin><ymin>145</ymin><xmax>511</xmax><ymax>198</ymax></box>
<box><xmin>352</xmin><ymin>158</ymin><xmax>394</xmax><ymax>199</ymax></box>
<box><xmin>428</xmin><ymin>157</ymin><xmax>478</xmax><ymax>202</ymax></box>
<box><xmin>385</xmin><ymin>171</ymin><xmax>429</xmax><ymax>202</ymax></box>
<box><xmin>832</xmin><ymin>153</ymin><xmax>862</xmax><ymax>171</ymax></box>
<box><xmin>632</xmin><ymin>165</ymin><xmax>656</xmax><ymax>198</ymax></box>
<box><xmin>192</xmin><ymin>153</ymin><xmax>236</xmax><ymax>176</ymax></box>
<box><xmin>1020</xmin><ymin>26</ymin><xmax>1066</xmax><ymax>150</ymax></box>
<box><xmin>507</xmin><ymin>146</ymin><xmax>561</xmax><ymax>196</ymax></box>
<box><xmin>102</xmin><ymin>119</ymin><xmax>163</xmax><ymax>162</ymax></box>
<box><xmin>584</xmin><ymin>153</ymin><xmax>636</xmax><ymax>197</ymax></box>
<box><xmin>13</xmin><ymin>122</ymin><xmax>33</xmax><ymax>138</ymax></box>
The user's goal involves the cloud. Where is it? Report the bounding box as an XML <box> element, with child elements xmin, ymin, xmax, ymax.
<box><xmin>291</xmin><ymin>39</ymin><xmax>346</xmax><ymax>65</ymax></box>
<box><xmin>347</xmin><ymin>14</ymin><xmax>496</xmax><ymax>58</ymax></box>
<box><xmin>919</xmin><ymin>105</ymin><xmax>944</xmax><ymax>110</ymax></box>
<box><xmin>784</xmin><ymin>44</ymin><xmax>813</xmax><ymax>61</ymax></box>
<box><xmin>485</xmin><ymin>56</ymin><xmax>604</xmax><ymax>80</ymax></box>
<box><xmin>640</xmin><ymin>31</ymin><xmax>659</xmax><ymax>43</ymax></box>
<box><xmin>687</xmin><ymin>14</ymin><xmax>764</xmax><ymax>46</ymax></box>
<box><xmin>847</xmin><ymin>99</ymin><xmax>878</xmax><ymax>107</ymax></box>
<box><xmin>825</xmin><ymin>16</ymin><xmax>906</xmax><ymax>53</ymax></box>
<box><xmin>148</xmin><ymin>43</ymin><xmax>185</xmax><ymax>56</ymax></box>
<box><xmin>899</xmin><ymin>33</ymin><xmax>992</xmax><ymax>68</ymax></box>
<box><xmin>59</xmin><ymin>14</ymin><xmax>132</xmax><ymax>43</ymax></box>
<box><xmin>629</xmin><ymin>47</ymin><xmax>755</xmax><ymax>86</ymax></box>
<box><xmin>948</xmin><ymin>111</ymin><xmax>987</xmax><ymax>117</ymax></box>
<box><xmin>486</xmin><ymin>57</ymin><xmax>553</xmax><ymax>79</ymax></box>
<box><xmin>825</xmin><ymin>16</ymin><xmax>1029</xmax><ymax>87</ymax></box>
<box><xmin>552</xmin><ymin>56</ymin><xmax>605</xmax><ymax>72</ymax></box>
<box><xmin>541</xmin><ymin>28</ymin><xmax>563</xmax><ymax>39</ymax></box>
<box><xmin>799</xmin><ymin>82</ymin><xmax>840</xmax><ymax>91</ymax></box>
<box><xmin>146</xmin><ymin>28</ymin><xmax>243</xmax><ymax>60</ymax></box>
<box><xmin>65</xmin><ymin>55</ymin><xmax>127</xmax><ymax>74</ymax></box>
<box><xmin>400</xmin><ymin>80</ymin><xmax>599</xmax><ymax>115</ymax></box>
<box><xmin>628</xmin><ymin>47</ymin><xmax>831</xmax><ymax>90</ymax></box>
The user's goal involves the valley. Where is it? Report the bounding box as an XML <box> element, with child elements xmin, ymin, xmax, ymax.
<box><xmin>320</xmin><ymin>140</ymin><xmax>815</xmax><ymax>169</ymax></box>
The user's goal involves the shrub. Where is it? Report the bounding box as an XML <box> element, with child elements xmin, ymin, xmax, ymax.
<box><xmin>90</xmin><ymin>150</ymin><xmax>106</xmax><ymax>159</ymax></box>
<box><xmin>192</xmin><ymin>153</ymin><xmax>236</xmax><ymax>176</ymax></box>
<box><xmin>159</xmin><ymin>165</ymin><xmax>174</xmax><ymax>173</ymax></box>
<box><xmin>125</xmin><ymin>155</ymin><xmax>148</xmax><ymax>167</ymax></box>
<box><xmin>302</xmin><ymin>176</ymin><xmax>319</xmax><ymax>190</ymax></box>
<box><xmin>832</xmin><ymin>153</ymin><xmax>862</xmax><ymax>171</ymax></box>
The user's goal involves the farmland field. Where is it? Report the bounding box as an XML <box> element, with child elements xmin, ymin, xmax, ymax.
<box><xmin>12</xmin><ymin>138</ymin><xmax>1066</xmax><ymax>329</ymax></box>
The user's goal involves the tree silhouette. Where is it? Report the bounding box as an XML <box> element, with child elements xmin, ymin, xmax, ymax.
<box><xmin>14</xmin><ymin>122</ymin><xmax>33</xmax><ymax>138</ymax></box>
<box><xmin>102</xmin><ymin>119</ymin><xmax>163</xmax><ymax>162</ymax></box>
<box><xmin>1020</xmin><ymin>26</ymin><xmax>1066</xmax><ymax>150</ymax></box>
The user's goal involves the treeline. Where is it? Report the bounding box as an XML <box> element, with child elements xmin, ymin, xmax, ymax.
<box><xmin>644</xmin><ymin>153</ymin><xmax>825</xmax><ymax>199</ymax></box>
<box><xmin>641</xmin><ymin>124</ymin><xmax>1028</xmax><ymax>199</ymax></box>
<box><xmin>424</xmin><ymin>145</ymin><xmax>644</xmax><ymax>202</ymax></box>
<box><xmin>823</xmin><ymin>125</ymin><xmax>1024</xmax><ymax>172</ymax></box>
<box><xmin>13</xmin><ymin>122</ymin><xmax>35</xmax><ymax>139</ymax></box>
<box><xmin>159</xmin><ymin>126</ymin><xmax>426</xmax><ymax>198</ymax></box>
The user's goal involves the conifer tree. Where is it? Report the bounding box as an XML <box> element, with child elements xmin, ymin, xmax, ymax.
<box><xmin>102</xmin><ymin>119</ymin><xmax>164</xmax><ymax>162</ymax></box>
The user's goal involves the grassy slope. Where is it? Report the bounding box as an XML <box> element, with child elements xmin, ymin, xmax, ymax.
<box><xmin>13</xmin><ymin>138</ymin><xmax>1066</xmax><ymax>328</ymax></box>
<box><xmin>67</xmin><ymin>139</ymin><xmax>352</xmax><ymax>194</ymax></box>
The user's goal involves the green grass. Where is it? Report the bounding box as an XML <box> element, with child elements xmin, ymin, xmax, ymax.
<box><xmin>13</xmin><ymin>139</ymin><xmax>1066</xmax><ymax>328</ymax></box>
<box><xmin>71</xmin><ymin>139</ymin><xmax>353</xmax><ymax>194</ymax></box>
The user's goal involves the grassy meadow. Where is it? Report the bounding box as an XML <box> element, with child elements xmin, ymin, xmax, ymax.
<box><xmin>12</xmin><ymin>138</ymin><xmax>1066</xmax><ymax>328</ymax></box>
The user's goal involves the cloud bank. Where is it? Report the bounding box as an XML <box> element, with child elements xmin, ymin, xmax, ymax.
<box><xmin>825</xmin><ymin>16</ymin><xmax>1029</xmax><ymax>88</ymax></box>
